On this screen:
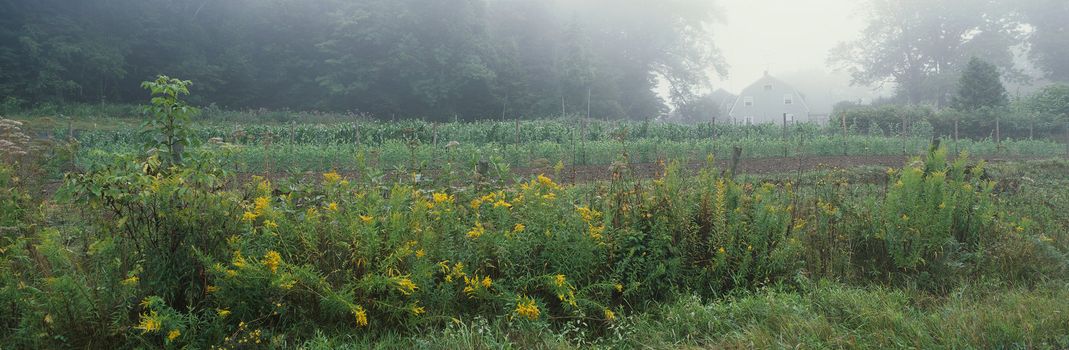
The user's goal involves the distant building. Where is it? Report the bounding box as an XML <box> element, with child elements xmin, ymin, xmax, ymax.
<box><xmin>728</xmin><ymin>72</ymin><xmax>810</xmax><ymax>124</ymax></box>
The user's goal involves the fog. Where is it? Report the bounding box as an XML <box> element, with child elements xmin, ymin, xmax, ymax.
<box><xmin>0</xmin><ymin>0</ymin><xmax>1065</xmax><ymax>121</ymax></box>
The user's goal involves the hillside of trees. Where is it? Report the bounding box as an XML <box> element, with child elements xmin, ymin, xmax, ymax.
<box><xmin>0</xmin><ymin>0</ymin><xmax>725</xmax><ymax>120</ymax></box>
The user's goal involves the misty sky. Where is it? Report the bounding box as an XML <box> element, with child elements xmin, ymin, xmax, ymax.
<box><xmin>712</xmin><ymin>0</ymin><xmax>864</xmax><ymax>92</ymax></box>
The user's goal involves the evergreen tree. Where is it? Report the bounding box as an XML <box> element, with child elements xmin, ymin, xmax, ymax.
<box><xmin>953</xmin><ymin>57</ymin><xmax>1008</xmax><ymax>111</ymax></box>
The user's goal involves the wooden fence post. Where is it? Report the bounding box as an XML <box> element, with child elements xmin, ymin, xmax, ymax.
<box><xmin>730</xmin><ymin>146</ymin><xmax>742</xmax><ymax>179</ymax></box>
<box><xmin>841</xmin><ymin>113</ymin><xmax>848</xmax><ymax>156</ymax></box>
<box><xmin>782</xmin><ymin>113</ymin><xmax>788</xmax><ymax>158</ymax></box>
<box><xmin>995</xmin><ymin>114</ymin><xmax>1002</xmax><ymax>153</ymax></box>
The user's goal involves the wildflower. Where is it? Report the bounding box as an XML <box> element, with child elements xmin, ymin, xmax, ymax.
<box><xmin>415</xmin><ymin>249</ymin><xmax>426</xmax><ymax>258</ymax></box>
<box><xmin>718</xmin><ymin>247</ymin><xmax>726</xmax><ymax>254</ymax></box>
<box><xmin>515</xmin><ymin>296</ymin><xmax>540</xmax><ymax>320</ymax></box>
<box><xmin>306</xmin><ymin>207</ymin><xmax>320</xmax><ymax>219</ymax></box>
<box><xmin>167</xmin><ymin>329</ymin><xmax>181</xmax><ymax>341</ymax></box>
<box><xmin>278</xmin><ymin>279</ymin><xmax>296</xmax><ymax>290</ymax></box>
<box><xmin>481</xmin><ymin>275</ymin><xmax>493</xmax><ymax>289</ymax></box>
<box><xmin>242</xmin><ymin>211</ymin><xmax>258</xmax><ymax>222</ymax></box>
<box><xmin>433</xmin><ymin>192</ymin><xmax>453</xmax><ymax>204</ymax></box>
<box><xmin>604</xmin><ymin>308</ymin><xmax>616</xmax><ymax>321</ymax></box>
<box><xmin>327</xmin><ymin>202</ymin><xmax>339</xmax><ymax>212</ymax></box>
<box><xmin>493</xmin><ymin>199</ymin><xmax>511</xmax><ymax>209</ymax></box>
<box><xmin>217</xmin><ymin>309</ymin><xmax>231</xmax><ymax>318</ymax></box>
<box><xmin>1015</xmin><ymin>226</ymin><xmax>1024</xmax><ymax>233</ymax></box>
<box><xmin>136</xmin><ymin>311</ymin><xmax>162</xmax><ymax>333</ymax></box>
<box><xmin>537</xmin><ymin>174</ymin><xmax>559</xmax><ymax>189</ymax></box>
<box><xmin>121</xmin><ymin>275</ymin><xmax>139</xmax><ymax>286</ymax></box>
<box><xmin>466</xmin><ymin>221</ymin><xmax>485</xmax><ymax>239</ymax></box>
<box><xmin>614</xmin><ymin>283</ymin><xmax>624</xmax><ymax>292</ymax></box>
<box><xmin>542</xmin><ymin>193</ymin><xmax>557</xmax><ymax>201</ymax></box>
<box><xmin>256</xmin><ymin>178</ymin><xmax>271</xmax><ymax>193</ymax></box>
<box><xmin>589</xmin><ymin>225</ymin><xmax>605</xmax><ymax>240</ymax></box>
<box><xmin>396</xmin><ymin>277</ymin><xmax>418</xmax><ymax>295</ymax></box>
<box><xmin>264</xmin><ymin>220</ymin><xmax>279</xmax><ymax>229</ymax></box>
<box><xmin>262</xmin><ymin>250</ymin><xmax>282</xmax><ymax>273</ymax></box>
<box><xmin>254</xmin><ymin>196</ymin><xmax>270</xmax><ymax>214</ymax></box>
<box><xmin>554</xmin><ymin>274</ymin><xmax>566</xmax><ymax>287</ymax></box>
<box><xmin>410</xmin><ymin>304</ymin><xmax>426</xmax><ymax>316</ymax></box>
<box><xmin>206</xmin><ymin>285</ymin><xmax>219</xmax><ymax>293</ymax></box>
<box><xmin>352</xmin><ymin>306</ymin><xmax>368</xmax><ymax>327</ymax></box>
<box><xmin>576</xmin><ymin>206</ymin><xmax>596</xmax><ymax>222</ymax></box>
<box><xmin>232</xmin><ymin>251</ymin><xmax>247</xmax><ymax>268</ymax></box>
<box><xmin>359</xmin><ymin>215</ymin><xmax>374</xmax><ymax>223</ymax></box>
<box><xmin>323</xmin><ymin>171</ymin><xmax>342</xmax><ymax>183</ymax></box>
<box><xmin>901</xmin><ymin>214</ymin><xmax>910</xmax><ymax>222</ymax></box>
<box><xmin>513</xmin><ymin>223</ymin><xmax>526</xmax><ymax>233</ymax></box>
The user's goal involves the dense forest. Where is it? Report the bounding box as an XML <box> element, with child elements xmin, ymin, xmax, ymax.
<box><xmin>0</xmin><ymin>0</ymin><xmax>1066</xmax><ymax>120</ymax></box>
<box><xmin>0</xmin><ymin>0</ymin><xmax>724</xmax><ymax>120</ymax></box>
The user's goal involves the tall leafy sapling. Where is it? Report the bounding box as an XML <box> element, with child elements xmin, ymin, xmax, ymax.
<box><xmin>141</xmin><ymin>76</ymin><xmax>198</xmax><ymax>167</ymax></box>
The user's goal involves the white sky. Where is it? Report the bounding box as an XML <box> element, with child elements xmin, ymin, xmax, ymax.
<box><xmin>711</xmin><ymin>0</ymin><xmax>865</xmax><ymax>92</ymax></box>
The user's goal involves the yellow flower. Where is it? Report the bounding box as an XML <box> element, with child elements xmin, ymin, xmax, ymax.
<box><xmin>206</xmin><ymin>285</ymin><xmax>219</xmax><ymax>293</ymax></box>
<box><xmin>470</xmin><ymin>199</ymin><xmax>483</xmax><ymax>210</ymax></box>
<box><xmin>254</xmin><ymin>196</ymin><xmax>270</xmax><ymax>214</ymax></box>
<box><xmin>481</xmin><ymin>276</ymin><xmax>493</xmax><ymax>289</ymax></box>
<box><xmin>1015</xmin><ymin>226</ymin><xmax>1025</xmax><ymax>233</ymax></box>
<box><xmin>515</xmin><ymin>296</ymin><xmax>540</xmax><ymax>320</ymax></box>
<box><xmin>554</xmin><ymin>274</ymin><xmax>566</xmax><ymax>287</ymax></box>
<box><xmin>136</xmin><ymin>311</ymin><xmax>162</xmax><ymax>333</ymax></box>
<box><xmin>537</xmin><ymin>174</ymin><xmax>559</xmax><ymax>189</ymax></box>
<box><xmin>167</xmin><ymin>329</ymin><xmax>181</xmax><ymax>341</ymax></box>
<box><xmin>467</xmin><ymin>221</ymin><xmax>485</xmax><ymax>239</ymax></box>
<box><xmin>242</xmin><ymin>211</ymin><xmax>258</xmax><ymax>222</ymax></box>
<box><xmin>718</xmin><ymin>247</ymin><xmax>726</xmax><ymax>254</ymax></box>
<box><xmin>263</xmin><ymin>220</ymin><xmax>279</xmax><ymax>228</ymax></box>
<box><xmin>352</xmin><ymin>306</ymin><xmax>368</xmax><ymax>327</ymax></box>
<box><xmin>415</xmin><ymin>249</ymin><xmax>426</xmax><ymax>258</ymax></box>
<box><xmin>360</xmin><ymin>215</ymin><xmax>374</xmax><ymax>223</ymax></box>
<box><xmin>216</xmin><ymin>309</ymin><xmax>231</xmax><ymax>318</ymax></box>
<box><xmin>604</xmin><ymin>308</ymin><xmax>616</xmax><ymax>321</ymax></box>
<box><xmin>327</xmin><ymin>202</ymin><xmax>339</xmax><ymax>212</ymax></box>
<box><xmin>589</xmin><ymin>224</ymin><xmax>605</xmax><ymax>240</ymax></box>
<box><xmin>323</xmin><ymin>171</ymin><xmax>342</xmax><ymax>183</ymax></box>
<box><xmin>433</xmin><ymin>192</ymin><xmax>453</xmax><ymax>204</ymax></box>
<box><xmin>542</xmin><ymin>193</ymin><xmax>556</xmax><ymax>201</ymax></box>
<box><xmin>396</xmin><ymin>277</ymin><xmax>418</xmax><ymax>295</ymax></box>
<box><xmin>513</xmin><ymin>223</ymin><xmax>526</xmax><ymax>233</ymax></box>
<box><xmin>410</xmin><ymin>304</ymin><xmax>426</xmax><ymax>316</ymax></box>
<box><xmin>614</xmin><ymin>283</ymin><xmax>624</xmax><ymax>292</ymax></box>
<box><xmin>232</xmin><ymin>251</ymin><xmax>247</xmax><ymax>268</ymax></box>
<box><xmin>121</xmin><ymin>275</ymin><xmax>139</xmax><ymax>286</ymax></box>
<box><xmin>493</xmin><ymin>199</ymin><xmax>512</xmax><ymax>209</ymax></box>
<box><xmin>262</xmin><ymin>250</ymin><xmax>282</xmax><ymax>273</ymax></box>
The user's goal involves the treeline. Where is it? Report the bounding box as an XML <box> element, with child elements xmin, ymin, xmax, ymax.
<box><xmin>0</xmin><ymin>0</ymin><xmax>722</xmax><ymax>120</ymax></box>
<box><xmin>833</xmin><ymin>0</ymin><xmax>1069</xmax><ymax>105</ymax></box>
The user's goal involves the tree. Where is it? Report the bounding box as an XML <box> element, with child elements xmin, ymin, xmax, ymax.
<box><xmin>141</xmin><ymin>75</ymin><xmax>198</xmax><ymax>167</ymax></box>
<box><xmin>1028</xmin><ymin>84</ymin><xmax>1069</xmax><ymax>120</ymax></box>
<box><xmin>831</xmin><ymin>0</ymin><xmax>1021</xmax><ymax>105</ymax></box>
<box><xmin>1017</xmin><ymin>0</ymin><xmax>1069</xmax><ymax>82</ymax></box>
<box><xmin>952</xmin><ymin>58</ymin><xmax>1008</xmax><ymax>111</ymax></box>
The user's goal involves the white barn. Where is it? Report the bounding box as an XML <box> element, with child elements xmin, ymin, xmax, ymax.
<box><xmin>728</xmin><ymin>72</ymin><xmax>811</xmax><ymax>124</ymax></box>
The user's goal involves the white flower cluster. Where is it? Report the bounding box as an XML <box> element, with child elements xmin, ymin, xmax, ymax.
<box><xmin>0</xmin><ymin>118</ymin><xmax>32</xmax><ymax>158</ymax></box>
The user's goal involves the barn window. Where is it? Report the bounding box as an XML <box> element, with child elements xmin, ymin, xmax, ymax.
<box><xmin>744</xmin><ymin>116</ymin><xmax>754</xmax><ymax>125</ymax></box>
<box><xmin>764</xmin><ymin>84</ymin><xmax>773</xmax><ymax>91</ymax></box>
<box><xmin>744</xmin><ymin>96</ymin><xmax>754</xmax><ymax>107</ymax></box>
<box><xmin>784</xmin><ymin>94</ymin><xmax>794</xmax><ymax>105</ymax></box>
